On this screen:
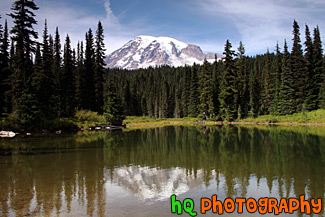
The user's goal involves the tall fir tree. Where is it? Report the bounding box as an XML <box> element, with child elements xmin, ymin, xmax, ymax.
<box><xmin>188</xmin><ymin>64</ymin><xmax>199</xmax><ymax>117</ymax></box>
<box><xmin>272</xmin><ymin>42</ymin><xmax>282</xmax><ymax>115</ymax></box>
<box><xmin>180</xmin><ymin>67</ymin><xmax>190</xmax><ymax>117</ymax></box>
<box><xmin>219</xmin><ymin>40</ymin><xmax>237</xmax><ymax>121</ymax></box>
<box><xmin>61</xmin><ymin>35</ymin><xmax>75</xmax><ymax>117</ymax></box>
<box><xmin>261</xmin><ymin>49</ymin><xmax>273</xmax><ymax>114</ymax></box>
<box><xmin>313</xmin><ymin>26</ymin><xmax>323</xmax><ymax>109</ymax></box>
<box><xmin>103</xmin><ymin>80</ymin><xmax>125</xmax><ymax>125</ymax></box>
<box><xmin>32</xmin><ymin>20</ymin><xmax>55</xmax><ymax>118</ymax></box>
<box><xmin>8</xmin><ymin>0</ymin><xmax>39</xmax><ymax>124</ymax></box>
<box><xmin>75</xmin><ymin>41</ymin><xmax>85</xmax><ymax>109</ymax></box>
<box><xmin>199</xmin><ymin>59</ymin><xmax>214</xmax><ymax>119</ymax></box>
<box><xmin>94</xmin><ymin>21</ymin><xmax>105</xmax><ymax>113</ymax></box>
<box><xmin>52</xmin><ymin>27</ymin><xmax>62</xmax><ymax>117</ymax></box>
<box><xmin>291</xmin><ymin>20</ymin><xmax>306</xmax><ymax>111</ymax></box>
<box><xmin>279</xmin><ymin>40</ymin><xmax>296</xmax><ymax>114</ymax></box>
<box><xmin>248</xmin><ymin>61</ymin><xmax>260</xmax><ymax>117</ymax></box>
<box><xmin>83</xmin><ymin>29</ymin><xmax>96</xmax><ymax>111</ymax></box>
<box><xmin>236</xmin><ymin>42</ymin><xmax>249</xmax><ymax>118</ymax></box>
<box><xmin>0</xmin><ymin>19</ymin><xmax>11</xmax><ymax>115</ymax></box>
<box><xmin>304</xmin><ymin>24</ymin><xmax>317</xmax><ymax>110</ymax></box>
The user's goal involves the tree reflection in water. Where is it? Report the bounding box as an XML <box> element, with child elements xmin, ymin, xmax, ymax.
<box><xmin>0</xmin><ymin>126</ymin><xmax>324</xmax><ymax>216</ymax></box>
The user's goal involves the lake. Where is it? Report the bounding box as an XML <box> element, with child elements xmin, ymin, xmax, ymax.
<box><xmin>0</xmin><ymin>126</ymin><xmax>324</xmax><ymax>216</ymax></box>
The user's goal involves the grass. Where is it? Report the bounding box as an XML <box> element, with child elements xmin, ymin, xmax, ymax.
<box><xmin>124</xmin><ymin>116</ymin><xmax>216</xmax><ymax>128</ymax></box>
<box><xmin>124</xmin><ymin>109</ymin><xmax>325</xmax><ymax>128</ymax></box>
<box><xmin>2</xmin><ymin>109</ymin><xmax>325</xmax><ymax>131</ymax></box>
<box><xmin>239</xmin><ymin>109</ymin><xmax>325</xmax><ymax>124</ymax></box>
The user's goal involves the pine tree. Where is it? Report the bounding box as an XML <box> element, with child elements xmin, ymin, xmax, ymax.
<box><xmin>219</xmin><ymin>40</ymin><xmax>237</xmax><ymax>121</ymax></box>
<box><xmin>103</xmin><ymin>81</ymin><xmax>125</xmax><ymax>125</ymax></box>
<box><xmin>212</xmin><ymin>55</ymin><xmax>221</xmax><ymax>117</ymax></box>
<box><xmin>94</xmin><ymin>21</ymin><xmax>105</xmax><ymax>113</ymax></box>
<box><xmin>199</xmin><ymin>59</ymin><xmax>214</xmax><ymax>119</ymax></box>
<box><xmin>161</xmin><ymin>81</ymin><xmax>169</xmax><ymax>118</ymax></box>
<box><xmin>32</xmin><ymin>20</ymin><xmax>55</xmax><ymax>118</ymax></box>
<box><xmin>83</xmin><ymin>29</ymin><xmax>96</xmax><ymax>111</ymax></box>
<box><xmin>188</xmin><ymin>64</ymin><xmax>199</xmax><ymax>117</ymax></box>
<box><xmin>261</xmin><ymin>49</ymin><xmax>273</xmax><ymax>114</ymax></box>
<box><xmin>291</xmin><ymin>20</ymin><xmax>306</xmax><ymax>111</ymax></box>
<box><xmin>304</xmin><ymin>24</ymin><xmax>317</xmax><ymax>110</ymax></box>
<box><xmin>52</xmin><ymin>27</ymin><xmax>62</xmax><ymax>117</ymax></box>
<box><xmin>0</xmin><ymin>19</ymin><xmax>10</xmax><ymax>115</ymax></box>
<box><xmin>61</xmin><ymin>35</ymin><xmax>75</xmax><ymax>117</ymax></box>
<box><xmin>1</xmin><ymin>20</ymin><xmax>9</xmax><ymax>68</ymax></box>
<box><xmin>248</xmin><ymin>61</ymin><xmax>260</xmax><ymax>117</ymax></box>
<box><xmin>313</xmin><ymin>26</ymin><xmax>323</xmax><ymax>109</ymax></box>
<box><xmin>75</xmin><ymin>41</ymin><xmax>84</xmax><ymax>109</ymax></box>
<box><xmin>9</xmin><ymin>0</ymin><xmax>39</xmax><ymax>124</ymax></box>
<box><xmin>272</xmin><ymin>42</ymin><xmax>282</xmax><ymax>115</ymax></box>
<box><xmin>122</xmin><ymin>81</ymin><xmax>132</xmax><ymax>115</ymax></box>
<box><xmin>236</xmin><ymin>42</ymin><xmax>249</xmax><ymax>118</ymax></box>
<box><xmin>279</xmin><ymin>40</ymin><xmax>295</xmax><ymax>114</ymax></box>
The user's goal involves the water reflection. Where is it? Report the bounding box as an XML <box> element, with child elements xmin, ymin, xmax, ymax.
<box><xmin>0</xmin><ymin>126</ymin><xmax>324</xmax><ymax>216</ymax></box>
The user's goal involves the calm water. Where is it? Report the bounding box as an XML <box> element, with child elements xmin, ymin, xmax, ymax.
<box><xmin>0</xmin><ymin>126</ymin><xmax>324</xmax><ymax>217</ymax></box>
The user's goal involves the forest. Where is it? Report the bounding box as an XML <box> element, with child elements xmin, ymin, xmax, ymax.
<box><xmin>110</xmin><ymin>22</ymin><xmax>325</xmax><ymax>121</ymax></box>
<box><xmin>0</xmin><ymin>0</ymin><xmax>325</xmax><ymax>130</ymax></box>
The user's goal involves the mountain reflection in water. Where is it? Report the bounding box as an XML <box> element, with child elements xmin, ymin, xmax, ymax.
<box><xmin>0</xmin><ymin>126</ymin><xmax>324</xmax><ymax>216</ymax></box>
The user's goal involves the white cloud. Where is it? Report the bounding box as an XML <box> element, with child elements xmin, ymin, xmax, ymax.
<box><xmin>0</xmin><ymin>0</ymin><xmax>135</xmax><ymax>54</ymax></box>
<box><xmin>195</xmin><ymin>0</ymin><xmax>325</xmax><ymax>54</ymax></box>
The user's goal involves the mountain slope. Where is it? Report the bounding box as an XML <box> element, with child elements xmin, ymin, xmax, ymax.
<box><xmin>105</xmin><ymin>35</ymin><xmax>222</xmax><ymax>70</ymax></box>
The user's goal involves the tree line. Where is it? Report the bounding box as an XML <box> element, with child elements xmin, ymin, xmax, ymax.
<box><xmin>0</xmin><ymin>0</ymin><xmax>124</xmax><ymax>129</ymax></box>
<box><xmin>1</xmin><ymin>0</ymin><xmax>325</xmax><ymax>128</ymax></box>
<box><xmin>110</xmin><ymin>20</ymin><xmax>325</xmax><ymax>121</ymax></box>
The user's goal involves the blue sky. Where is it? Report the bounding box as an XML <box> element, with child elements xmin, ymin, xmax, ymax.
<box><xmin>1</xmin><ymin>0</ymin><xmax>325</xmax><ymax>55</ymax></box>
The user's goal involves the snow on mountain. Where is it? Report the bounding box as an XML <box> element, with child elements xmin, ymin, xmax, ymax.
<box><xmin>105</xmin><ymin>35</ymin><xmax>222</xmax><ymax>70</ymax></box>
<box><xmin>105</xmin><ymin>166</ymin><xmax>208</xmax><ymax>201</ymax></box>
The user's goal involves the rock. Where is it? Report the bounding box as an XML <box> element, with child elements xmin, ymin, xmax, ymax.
<box><xmin>0</xmin><ymin>131</ymin><xmax>16</xmax><ymax>138</ymax></box>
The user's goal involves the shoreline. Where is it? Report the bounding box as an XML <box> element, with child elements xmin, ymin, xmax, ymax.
<box><xmin>126</xmin><ymin>121</ymin><xmax>325</xmax><ymax>128</ymax></box>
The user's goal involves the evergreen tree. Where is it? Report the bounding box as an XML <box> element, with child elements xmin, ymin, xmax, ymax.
<box><xmin>52</xmin><ymin>27</ymin><xmax>62</xmax><ymax>117</ymax></box>
<box><xmin>122</xmin><ymin>81</ymin><xmax>132</xmax><ymax>115</ymax></box>
<box><xmin>32</xmin><ymin>20</ymin><xmax>55</xmax><ymax>118</ymax></box>
<box><xmin>248</xmin><ymin>61</ymin><xmax>260</xmax><ymax>117</ymax></box>
<box><xmin>279</xmin><ymin>40</ymin><xmax>295</xmax><ymax>114</ymax></box>
<box><xmin>188</xmin><ymin>64</ymin><xmax>199</xmax><ymax>117</ymax></box>
<box><xmin>8</xmin><ymin>0</ymin><xmax>39</xmax><ymax>121</ymax></box>
<box><xmin>212</xmin><ymin>55</ymin><xmax>221</xmax><ymax>117</ymax></box>
<box><xmin>236</xmin><ymin>42</ymin><xmax>249</xmax><ymax>118</ymax></box>
<box><xmin>161</xmin><ymin>81</ymin><xmax>169</xmax><ymax>118</ymax></box>
<box><xmin>103</xmin><ymin>81</ymin><xmax>125</xmax><ymax>125</ymax></box>
<box><xmin>75</xmin><ymin>41</ymin><xmax>84</xmax><ymax>109</ymax></box>
<box><xmin>199</xmin><ymin>59</ymin><xmax>214</xmax><ymax>119</ymax></box>
<box><xmin>0</xmin><ymin>19</ymin><xmax>10</xmax><ymax>115</ymax></box>
<box><xmin>94</xmin><ymin>21</ymin><xmax>105</xmax><ymax>113</ymax></box>
<box><xmin>304</xmin><ymin>24</ymin><xmax>317</xmax><ymax>110</ymax></box>
<box><xmin>272</xmin><ymin>42</ymin><xmax>282</xmax><ymax>114</ymax></box>
<box><xmin>174</xmin><ymin>88</ymin><xmax>181</xmax><ymax>118</ymax></box>
<box><xmin>1</xmin><ymin>20</ymin><xmax>9</xmax><ymax>68</ymax></box>
<box><xmin>219</xmin><ymin>40</ymin><xmax>237</xmax><ymax>121</ymax></box>
<box><xmin>313</xmin><ymin>26</ymin><xmax>323</xmax><ymax>109</ymax></box>
<box><xmin>291</xmin><ymin>20</ymin><xmax>306</xmax><ymax>111</ymax></box>
<box><xmin>261</xmin><ymin>49</ymin><xmax>273</xmax><ymax>114</ymax></box>
<box><xmin>83</xmin><ymin>29</ymin><xmax>96</xmax><ymax>111</ymax></box>
<box><xmin>31</xmin><ymin>43</ymin><xmax>42</xmax><ymax>116</ymax></box>
<box><xmin>61</xmin><ymin>35</ymin><xmax>75</xmax><ymax>117</ymax></box>
<box><xmin>180</xmin><ymin>67</ymin><xmax>190</xmax><ymax>117</ymax></box>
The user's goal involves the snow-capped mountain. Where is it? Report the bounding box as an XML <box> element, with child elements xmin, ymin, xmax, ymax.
<box><xmin>105</xmin><ymin>35</ymin><xmax>222</xmax><ymax>70</ymax></box>
<box><xmin>105</xmin><ymin>166</ymin><xmax>207</xmax><ymax>201</ymax></box>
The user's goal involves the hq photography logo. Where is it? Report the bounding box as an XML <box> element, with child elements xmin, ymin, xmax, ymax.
<box><xmin>170</xmin><ymin>195</ymin><xmax>322</xmax><ymax>216</ymax></box>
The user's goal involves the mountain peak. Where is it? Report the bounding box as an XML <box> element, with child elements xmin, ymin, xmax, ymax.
<box><xmin>106</xmin><ymin>35</ymin><xmax>222</xmax><ymax>70</ymax></box>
